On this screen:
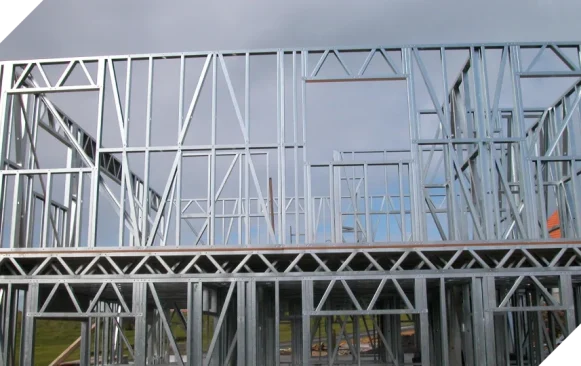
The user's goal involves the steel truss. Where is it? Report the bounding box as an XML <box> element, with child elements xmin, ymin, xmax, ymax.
<box><xmin>0</xmin><ymin>42</ymin><xmax>581</xmax><ymax>365</ymax></box>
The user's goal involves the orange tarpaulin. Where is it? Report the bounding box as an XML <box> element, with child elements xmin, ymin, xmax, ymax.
<box><xmin>548</xmin><ymin>211</ymin><xmax>561</xmax><ymax>238</ymax></box>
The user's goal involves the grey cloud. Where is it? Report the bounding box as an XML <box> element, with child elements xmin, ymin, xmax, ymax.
<box><xmin>1</xmin><ymin>0</ymin><xmax>581</xmax><ymax>60</ymax></box>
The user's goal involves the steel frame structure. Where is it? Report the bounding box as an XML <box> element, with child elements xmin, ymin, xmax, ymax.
<box><xmin>0</xmin><ymin>42</ymin><xmax>581</xmax><ymax>365</ymax></box>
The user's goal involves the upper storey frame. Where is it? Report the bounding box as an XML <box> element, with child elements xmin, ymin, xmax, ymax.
<box><xmin>0</xmin><ymin>42</ymin><xmax>580</xmax><ymax>248</ymax></box>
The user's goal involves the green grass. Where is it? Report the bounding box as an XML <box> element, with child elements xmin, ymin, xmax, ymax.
<box><xmin>13</xmin><ymin>314</ymin><xmax>86</xmax><ymax>366</ymax></box>
<box><xmin>14</xmin><ymin>314</ymin><xmax>213</xmax><ymax>365</ymax></box>
<box><xmin>12</xmin><ymin>313</ymin><xmax>413</xmax><ymax>365</ymax></box>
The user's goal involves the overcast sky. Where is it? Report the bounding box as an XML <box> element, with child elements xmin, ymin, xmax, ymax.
<box><xmin>1</xmin><ymin>0</ymin><xmax>580</xmax><ymax>246</ymax></box>
<box><xmin>1</xmin><ymin>0</ymin><xmax>581</xmax><ymax>60</ymax></box>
